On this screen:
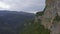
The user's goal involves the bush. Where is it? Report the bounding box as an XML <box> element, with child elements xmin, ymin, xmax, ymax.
<box><xmin>36</xmin><ymin>11</ymin><xmax>44</xmax><ymax>16</ymax></box>
<box><xmin>54</xmin><ymin>14</ymin><xmax>60</xmax><ymax>21</ymax></box>
<box><xmin>21</xmin><ymin>19</ymin><xmax>50</xmax><ymax>34</ymax></box>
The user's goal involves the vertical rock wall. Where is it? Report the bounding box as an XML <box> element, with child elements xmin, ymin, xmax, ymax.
<box><xmin>41</xmin><ymin>0</ymin><xmax>60</xmax><ymax>34</ymax></box>
<box><xmin>42</xmin><ymin>0</ymin><xmax>57</xmax><ymax>29</ymax></box>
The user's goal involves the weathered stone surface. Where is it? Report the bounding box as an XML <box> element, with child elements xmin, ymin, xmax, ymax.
<box><xmin>41</xmin><ymin>0</ymin><xmax>60</xmax><ymax>34</ymax></box>
<box><xmin>42</xmin><ymin>0</ymin><xmax>57</xmax><ymax>29</ymax></box>
<box><xmin>35</xmin><ymin>0</ymin><xmax>60</xmax><ymax>34</ymax></box>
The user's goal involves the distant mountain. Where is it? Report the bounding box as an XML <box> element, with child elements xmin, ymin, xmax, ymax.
<box><xmin>0</xmin><ymin>10</ymin><xmax>35</xmax><ymax>34</ymax></box>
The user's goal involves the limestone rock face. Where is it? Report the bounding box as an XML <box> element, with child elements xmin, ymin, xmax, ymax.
<box><xmin>42</xmin><ymin>0</ymin><xmax>57</xmax><ymax>29</ymax></box>
<box><xmin>41</xmin><ymin>0</ymin><xmax>60</xmax><ymax>34</ymax></box>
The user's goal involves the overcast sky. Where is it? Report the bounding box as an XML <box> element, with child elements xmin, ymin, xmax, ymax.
<box><xmin>0</xmin><ymin>0</ymin><xmax>45</xmax><ymax>13</ymax></box>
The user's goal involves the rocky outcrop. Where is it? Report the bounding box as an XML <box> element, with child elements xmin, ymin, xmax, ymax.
<box><xmin>42</xmin><ymin>0</ymin><xmax>57</xmax><ymax>29</ymax></box>
<box><xmin>36</xmin><ymin>0</ymin><xmax>60</xmax><ymax>34</ymax></box>
<box><xmin>41</xmin><ymin>0</ymin><xmax>60</xmax><ymax>34</ymax></box>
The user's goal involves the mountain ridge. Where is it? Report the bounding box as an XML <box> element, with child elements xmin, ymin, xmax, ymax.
<box><xmin>0</xmin><ymin>10</ymin><xmax>35</xmax><ymax>34</ymax></box>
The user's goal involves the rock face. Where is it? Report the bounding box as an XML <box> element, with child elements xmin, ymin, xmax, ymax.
<box><xmin>42</xmin><ymin>0</ymin><xmax>57</xmax><ymax>29</ymax></box>
<box><xmin>35</xmin><ymin>0</ymin><xmax>60</xmax><ymax>34</ymax></box>
<box><xmin>38</xmin><ymin>0</ymin><xmax>60</xmax><ymax>34</ymax></box>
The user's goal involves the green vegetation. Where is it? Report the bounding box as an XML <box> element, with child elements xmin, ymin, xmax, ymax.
<box><xmin>54</xmin><ymin>13</ymin><xmax>60</xmax><ymax>21</ymax></box>
<box><xmin>21</xmin><ymin>19</ymin><xmax>50</xmax><ymax>34</ymax></box>
<box><xmin>36</xmin><ymin>5</ymin><xmax>47</xmax><ymax>16</ymax></box>
<box><xmin>36</xmin><ymin>11</ymin><xmax>44</xmax><ymax>16</ymax></box>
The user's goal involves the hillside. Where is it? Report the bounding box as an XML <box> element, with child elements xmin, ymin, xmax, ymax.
<box><xmin>0</xmin><ymin>10</ymin><xmax>35</xmax><ymax>34</ymax></box>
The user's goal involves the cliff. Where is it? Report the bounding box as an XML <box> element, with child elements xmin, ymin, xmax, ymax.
<box><xmin>21</xmin><ymin>0</ymin><xmax>60</xmax><ymax>34</ymax></box>
<box><xmin>36</xmin><ymin>0</ymin><xmax>60</xmax><ymax>34</ymax></box>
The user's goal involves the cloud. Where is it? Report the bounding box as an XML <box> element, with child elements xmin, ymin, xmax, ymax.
<box><xmin>0</xmin><ymin>0</ymin><xmax>45</xmax><ymax>13</ymax></box>
<box><xmin>0</xmin><ymin>1</ymin><xmax>10</xmax><ymax>10</ymax></box>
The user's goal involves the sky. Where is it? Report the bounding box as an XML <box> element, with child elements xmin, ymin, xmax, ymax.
<box><xmin>0</xmin><ymin>0</ymin><xmax>45</xmax><ymax>13</ymax></box>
